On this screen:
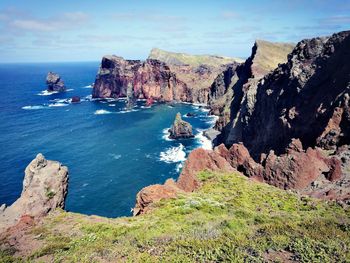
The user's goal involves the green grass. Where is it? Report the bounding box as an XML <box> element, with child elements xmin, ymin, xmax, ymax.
<box><xmin>3</xmin><ymin>171</ymin><xmax>350</xmax><ymax>262</ymax></box>
<box><xmin>149</xmin><ymin>48</ymin><xmax>243</xmax><ymax>67</ymax></box>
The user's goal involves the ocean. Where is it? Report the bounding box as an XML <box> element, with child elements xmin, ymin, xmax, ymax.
<box><xmin>0</xmin><ymin>62</ymin><xmax>216</xmax><ymax>217</ymax></box>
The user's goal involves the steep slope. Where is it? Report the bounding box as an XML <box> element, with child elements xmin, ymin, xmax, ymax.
<box><xmin>209</xmin><ymin>40</ymin><xmax>295</xmax><ymax>131</ymax></box>
<box><xmin>223</xmin><ymin>30</ymin><xmax>350</xmax><ymax>158</ymax></box>
<box><xmin>93</xmin><ymin>49</ymin><xmax>242</xmax><ymax>104</ymax></box>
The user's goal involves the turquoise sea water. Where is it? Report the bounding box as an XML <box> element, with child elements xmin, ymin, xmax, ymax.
<box><xmin>0</xmin><ymin>62</ymin><xmax>215</xmax><ymax>217</ymax></box>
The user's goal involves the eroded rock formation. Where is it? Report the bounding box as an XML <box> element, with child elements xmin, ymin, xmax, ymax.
<box><xmin>220</xmin><ymin>30</ymin><xmax>350</xmax><ymax>159</ymax></box>
<box><xmin>169</xmin><ymin>113</ymin><xmax>194</xmax><ymax>139</ymax></box>
<box><xmin>46</xmin><ymin>72</ymin><xmax>66</xmax><ymax>92</ymax></box>
<box><xmin>0</xmin><ymin>154</ymin><xmax>68</xmax><ymax>232</ymax></box>
<box><xmin>93</xmin><ymin>50</ymin><xmax>241</xmax><ymax>104</ymax></box>
<box><xmin>134</xmin><ymin>139</ymin><xmax>350</xmax><ymax>215</ymax></box>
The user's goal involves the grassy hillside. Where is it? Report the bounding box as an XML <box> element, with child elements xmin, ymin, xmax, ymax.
<box><xmin>2</xmin><ymin>171</ymin><xmax>349</xmax><ymax>262</ymax></box>
<box><xmin>148</xmin><ymin>48</ymin><xmax>244</xmax><ymax>67</ymax></box>
<box><xmin>253</xmin><ymin>40</ymin><xmax>295</xmax><ymax>75</ymax></box>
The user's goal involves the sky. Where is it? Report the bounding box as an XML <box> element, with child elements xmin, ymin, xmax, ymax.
<box><xmin>0</xmin><ymin>0</ymin><xmax>349</xmax><ymax>62</ymax></box>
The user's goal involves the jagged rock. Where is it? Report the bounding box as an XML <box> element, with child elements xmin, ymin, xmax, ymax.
<box><xmin>71</xmin><ymin>96</ymin><xmax>80</xmax><ymax>103</ymax></box>
<box><xmin>210</xmin><ymin>40</ymin><xmax>294</xmax><ymax>133</ymax></box>
<box><xmin>0</xmin><ymin>154</ymin><xmax>68</xmax><ymax>232</ymax></box>
<box><xmin>133</xmin><ymin>179</ymin><xmax>180</xmax><ymax>216</ymax></box>
<box><xmin>93</xmin><ymin>49</ymin><xmax>241</xmax><ymax>104</ymax></box>
<box><xmin>169</xmin><ymin>113</ymin><xmax>194</xmax><ymax>139</ymax></box>
<box><xmin>221</xmin><ymin>30</ymin><xmax>350</xmax><ymax>159</ymax></box>
<box><xmin>46</xmin><ymin>72</ymin><xmax>66</xmax><ymax>92</ymax></box>
<box><xmin>134</xmin><ymin>140</ymin><xmax>349</xmax><ymax>215</ymax></box>
<box><xmin>186</xmin><ymin>112</ymin><xmax>197</xmax><ymax>117</ymax></box>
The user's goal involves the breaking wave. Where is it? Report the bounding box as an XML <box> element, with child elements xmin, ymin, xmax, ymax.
<box><xmin>37</xmin><ymin>90</ymin><xmax>58</xmax><ymax>96</ymax></box>
<box><xmin>195</xmin><ymin>129</ymin><xmax>213</xmax><ymax>150</ymax></box>
<box><xmin>162</xmin><ymin>127</ymin><xmax>173</xmax><ymax>141</ymax></box>
<box><xmin>159</xmin><ymin>144</ymin><xmax>186</xmax><ymax>163</ymax></box>
<box><xmin>94</xmin><ymin>109</ymin><xmax>112</xmax><ymax>115</ymax></box>
<box><xmin>22</xmin><ymin>105</ymin><xmax>47</xmax><ymax>110</ymax></box>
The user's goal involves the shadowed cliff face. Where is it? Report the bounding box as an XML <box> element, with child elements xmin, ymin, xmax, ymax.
<box><xmin>93</xmin><ymin>51</ymin><xmax>241</xmax><ymax>104</ymax></box>
<box><xmin>209</xmin><ymin>40</ymin><xmax>295</xmax><ymax>132</ymax></box>
<box><xmin>230</xmin><ymin>30</ymin><xmax>350</xmax><ymax>159</ymax></box>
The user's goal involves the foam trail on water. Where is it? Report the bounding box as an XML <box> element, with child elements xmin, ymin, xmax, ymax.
<box><xmin>159</xmin><ymin>144</ymin><xmax>186</xmax><ymax>163</ymax></box>
<box><xmin>94</xmin><ymin>109</ymin><xmax>112</xmax><ymax>115</ymax></box>
<box><xmin>37</xmin><ymin>90</ymin><xmax>58</xmax><ymax>96</ymax></box>
<box><xmin>48</xmin><ymin>103</ymin><xmax>69</xmax><ymax>107</ymax></box>
<box><xmin>22</xmin><ymin>105</ymin><xmax>47</xmax><ymax>110</ymax></box>
<box><xmin>162</xmin><ymin>127</ymin><xmax>173</xmax><ymax>141</ymax></box>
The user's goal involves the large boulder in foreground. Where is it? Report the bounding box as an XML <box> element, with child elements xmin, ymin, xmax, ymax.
<box><xmin>46</xmin><ymin>72</ymin><xmax>66</xmax><ymax>92</ymax></box>
<box><xmin>169</xmin><ymin>113</ymin><xmax>194</xmax><ymax>139</ymax></box>
<box><xmin>0</xmin><ymin>154</ymin><xmax>68</xmax><ymax>232</ymax></box>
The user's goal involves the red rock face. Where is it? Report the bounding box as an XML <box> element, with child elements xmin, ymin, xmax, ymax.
<box><xmin>134</xmin><ymin>139</ymin><xmax>349</xmax><ymax>215</ymax></box>
<box><xmin>93</xmin><ymin>56</ymin><xmax>189</xmax><ymax>102</ymax></box>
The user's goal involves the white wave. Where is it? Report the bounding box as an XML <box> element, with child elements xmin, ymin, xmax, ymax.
<box><xmin>195</xmin><ymin>129</ymin><xmax>213</xmax><ymax>150</ymax></box>
<box><xmin>109</xmin><ymin>153</ymin><xmax>122</xmax><ymax>160</ymax></box>
<box><xmin>50</xmin><ymin>98</ymin><xmax>69</xmax><ymax>103</ymax></box>
<box><xmin>82</xmin><ymin>84</ymin><xmax>93</xmax><ymax>88</ymax></box>
<box><xmin>176</xmin><ymin>163</ymin><xmax>183</xmax><ymax>172</ymax></box>
<box><xmin>141</xmin><ymin>106</ymin><xmax>151</xmax><ymax>109</ymax></box>
<box><xmin>116</xmin><ymin>109</ymin><xmax>139</xmax><ymax>114</ymax></box>
<box><xmin>99</xmin><ymin>100</ymin><xmax>108</xmax><ymax>104</ymax></box>
<box><xmin>162</xmin><ymin>127</ymin><xmax>173</xmax><ymax>141</ymax></box>
<box><xmin>159</xmin><ymin>144</ymin><xmax>186</xmax><ymax>163</ymax></box>
<box><xmin>82</xmin><ymin>183</ymin><xmax>89</xmax><ymax>187</ymax></box>
<box><xmin>206</xmin><ymin>115</ymin><xmax>219</xmax><ymax>125</ymax></box>
<box><xmin>48</xmin><ymin>102</ymin><xmax>69</xmax><ymax>107</ymax></box>
<box><xmin>94</xmin><ymin>109</ymin><xmax>112</xmax><ymax>115</ymax></box>
<box><xmin>66</xmin><ymin>88</ymin><xmax>74</xmax><ymax>92</ymax></box>
<box><xmin>22</xmin><ymin>105</ymin><xmax>46</xmax><ymax>110</ymax></box>
<box><xmin>37</xmin><ymin>90</ymin><xmax>58</xmax><ymax>96</ymax></box>
<box><xmin>108</xmin><ymin>104</ymin><xmax>116</xmax><ymax>107</ymax></box>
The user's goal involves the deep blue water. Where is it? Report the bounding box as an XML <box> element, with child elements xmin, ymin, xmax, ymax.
<box><xmin>0</xmin><ymin>62</ymin><xmax>215</xmax><ymax>217</ymax></box>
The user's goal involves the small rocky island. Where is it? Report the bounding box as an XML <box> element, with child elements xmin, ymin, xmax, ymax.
<box><xmin>46</xmin><ymin>72</ymin><xmax>66</xmax><ymax>92</ymax></box>
<box><xmin>169</xmin><ymin>113</ymin><xmax>194</xmax><ymax>139</ymax></box>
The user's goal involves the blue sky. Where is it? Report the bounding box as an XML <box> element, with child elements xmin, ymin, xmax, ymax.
<box><xmin>0</xmin><ymin>0</ymin><xmax>349</xmax><ymax>62</ymax></box>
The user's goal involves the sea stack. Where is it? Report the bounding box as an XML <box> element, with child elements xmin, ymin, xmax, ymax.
<box><xmin>46</xmin><ymin>72</ymin><xmax>66</xmax><ymax>92</ymax></box>
<box><xmin>169</xmin><ymin>112</ymin><xmax>194</xmax><ymax>139</ymax></box>
<box><xmin>0</xmin><ymin>154</ymin><xmax>68</xmax><ymax>232</ymax></box>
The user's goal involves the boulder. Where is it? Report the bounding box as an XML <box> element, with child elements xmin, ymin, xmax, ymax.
<box><xmin>0</xmin><ymin>154</ymin><xmax>68</xmax><ymax>232</ymax></box>
<box><xmin>46</xmin><ymin>72</ymin><xmax>66</xmax><ymax>92</ymax></box>
<box><xmin>71</xmin><ymin>96</ymin><xmax>81</xmax><ymax>103</ymax></box>
<box><xmin>169</xmin><ymin>113</ymin><xmax>194</xmax><ymax>139</ymax></box>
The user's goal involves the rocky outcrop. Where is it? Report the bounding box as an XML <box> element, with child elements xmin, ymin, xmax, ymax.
<box><xmin>134</xmin><ymin>139</ymin><xmax>349</xmax><ymax>215</ymax></box>
<box><xmin>209</xmin><ymin>40</ymin><xmax>294</xmax><ymax>133</ymax></box>
<box><xmin>0</xmin><ymin>154</ymin><xmax>68</xmax><ymax>232</ymax></box>
<box><xmin>46</xmin><ymin>72</ymin><xmax>66</xmax><ymax>92</ymax></box>
<box><xmin>93</xmin><ymin>49</ymin><xmax>241</xmax><ymax>104</ymax></box>
<box><xmin>169</xmin><ymin>113</ymin><xmax>194</xmax><ymax>139</ymax></box>
<box><xmin>220</xmin><ymin>30</ymin><xmax>350</xmax><ymax>160</ymax></box>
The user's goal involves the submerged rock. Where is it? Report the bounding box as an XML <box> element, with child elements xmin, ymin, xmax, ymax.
<box><xmin>169</xmin><ymin>113</ymin><xmax>194</xmax><ymax>139</ymax></box>
<box><xmin>0</xmin><ymin>154</ymin><xmax>68</xmax><ymax>232</ymax></box>
<box><xmin>71</xmin><ymin>96</ymin><xmax>81</xmax><ymax>103</ymax></box>
<box><xmin>46</xmin><ymin>72</ymin><xmax>66</xmax><ymax>92</ymax></box>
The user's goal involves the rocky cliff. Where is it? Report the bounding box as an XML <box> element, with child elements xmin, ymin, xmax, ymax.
<box><xmin>168</xmin><ymin>112</ymin><xmax>194</xmax><ymax>139</ymax></box>
<box><xmin>209</xmin><ymin>40</ymin><xmax>295</xmax><ymax>132</ymax></box>
<box><xmin>93</xmin><ymin>50</ymin><xmax>241</xmax><ymax>104</ymax></box>
<box><xmin>46</xmin><ymin>72</ymin><xmax>66</xmax><ymax>92</ymax></box>
<box><xmin>0</xmin><ymin>154</ymin><xmax>68</xmax><ymax>232</ymax></box>
<box><xmin>220</xmin><ymin>31</ymin><xmax>350</xmax><ymax>159</ymax></box>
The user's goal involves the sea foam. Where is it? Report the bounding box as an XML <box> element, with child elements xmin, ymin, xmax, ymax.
<box><xmin>195</xmin><ymin>129</ymin><xmax>213</xmax><ymax>150</ymax></box>
<box><xmin>159</xmin><ymin>144</ymin><xmax>186</xmax><ymax>163</ymax></box>
<box><xmin>37</xmin><ymin>90</ymin><xmax>58</xmax><ymax>96</ymax></box>
<box><xmin>94</xmin><ymin>109</ymin><xmax>112</xmax><ymax>115</ymax></box>
<box><xmin>22</xmin><ymin>105</ymin><xmax>47</xmax><ymax>110</ymax></box>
